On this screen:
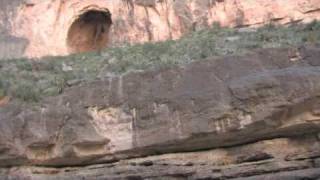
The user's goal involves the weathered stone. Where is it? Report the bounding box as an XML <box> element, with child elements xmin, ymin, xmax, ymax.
<box><xmin>0</xmin><ymin>135</ymin><xmax>320</xmax><ymax>179</ymax></box>
<box><xmin>236</xmin><ymin>152</ymin><xmax>273</xmax><ymax>164</ymax></box>
<box><xmin>1</xmin><ymin>46</ymin><xmax>320</xmax><ymax>179</ymax></box>
<box><xmin>1</xmin><ymin>0</ymin><xmax>320</xmax><ymax>57</ymax></box>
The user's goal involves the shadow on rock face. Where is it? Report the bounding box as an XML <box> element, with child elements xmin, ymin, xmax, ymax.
<box><xmin>66</xmin><ymin>9</ymin><xmax>112</xmax><ymax>54</ymax></box>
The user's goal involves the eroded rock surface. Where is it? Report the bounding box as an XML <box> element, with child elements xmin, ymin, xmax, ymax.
<box><xmin>2</xmin><ymin>136</ymin><xmax>320</xmax><ymax>179</ymax></box>
<box><xmin>0</xmin><ymin>46</ymin><xmax>320</xmax><ymax>179</ymax></box>
<box><xmin>1</xmin><ymin>0</ymin><xmax>320</xmax><ymax>57</ymax></box>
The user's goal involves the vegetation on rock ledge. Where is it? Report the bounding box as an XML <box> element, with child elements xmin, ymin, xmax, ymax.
<box><xmin>0</xmin><ymin>21</ymin><xmax>320</xmax><ymax>102</ymax></box>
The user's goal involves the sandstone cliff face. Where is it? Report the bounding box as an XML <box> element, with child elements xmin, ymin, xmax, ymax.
<box><xmin>1</xmin><ymin>0</ymin><xmax>320</xmax><ymax>58</ymax></box>
<box><xmin>0</xmin><ymin>46</ymin><xmax>320</xmax><ymax>179</ymax></box>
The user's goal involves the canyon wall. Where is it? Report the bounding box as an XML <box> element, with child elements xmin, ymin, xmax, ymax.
<box><xmin>1</xmin><ymin>46</ymin><xmax>320</xmax><ymax>179</ymax></box>
<box><xmin>0</xmin><ymin>0</ymin><xmax>320</xmax><ymax>58</ymax></box>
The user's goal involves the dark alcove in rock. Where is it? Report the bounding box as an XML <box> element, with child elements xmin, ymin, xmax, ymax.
<box><xmin>67</xmin><ymin>9</ymin><xmax>112</xmax><ymax>53</ymax></box>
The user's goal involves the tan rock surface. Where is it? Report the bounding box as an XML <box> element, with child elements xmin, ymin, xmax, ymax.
<box><xmin>1</xmin><ymin>0</ymin><xmax>320</xmax><ymax>57</ymax></box>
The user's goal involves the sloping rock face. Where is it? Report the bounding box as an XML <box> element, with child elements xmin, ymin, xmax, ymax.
<box><xmin>1</xmin><ymin>46</ymin><xmax>320</xmax><ymax>179</ymax></box>
<box><xmin>1</xmin><ymin>0</ymin><xmax>320</xmax><ymax>57</ymax></box>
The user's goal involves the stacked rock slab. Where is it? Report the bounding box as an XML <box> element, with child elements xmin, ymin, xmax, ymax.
<box><xmin>0</xmin><ymin>46</ymin><xmax>320</xmax><ymax>179</ymax></box>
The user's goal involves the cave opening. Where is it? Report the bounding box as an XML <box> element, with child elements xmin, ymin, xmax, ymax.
<box><xmin>67</xmin><ymin>10</ymin><xmax>112</xmax><ymax>54</ymax></box>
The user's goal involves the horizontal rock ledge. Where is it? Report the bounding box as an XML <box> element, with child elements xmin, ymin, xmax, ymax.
<box><xmin>1</xmin><ymin>135</ymin><xmax>320</xmax><ymax>179</ymax></box>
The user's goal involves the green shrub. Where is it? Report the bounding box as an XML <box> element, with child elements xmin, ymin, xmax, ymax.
<box><xmin>11</xmin><ymin>82</ymin><xmax>40</xmax><ymax>102</ymax></box>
